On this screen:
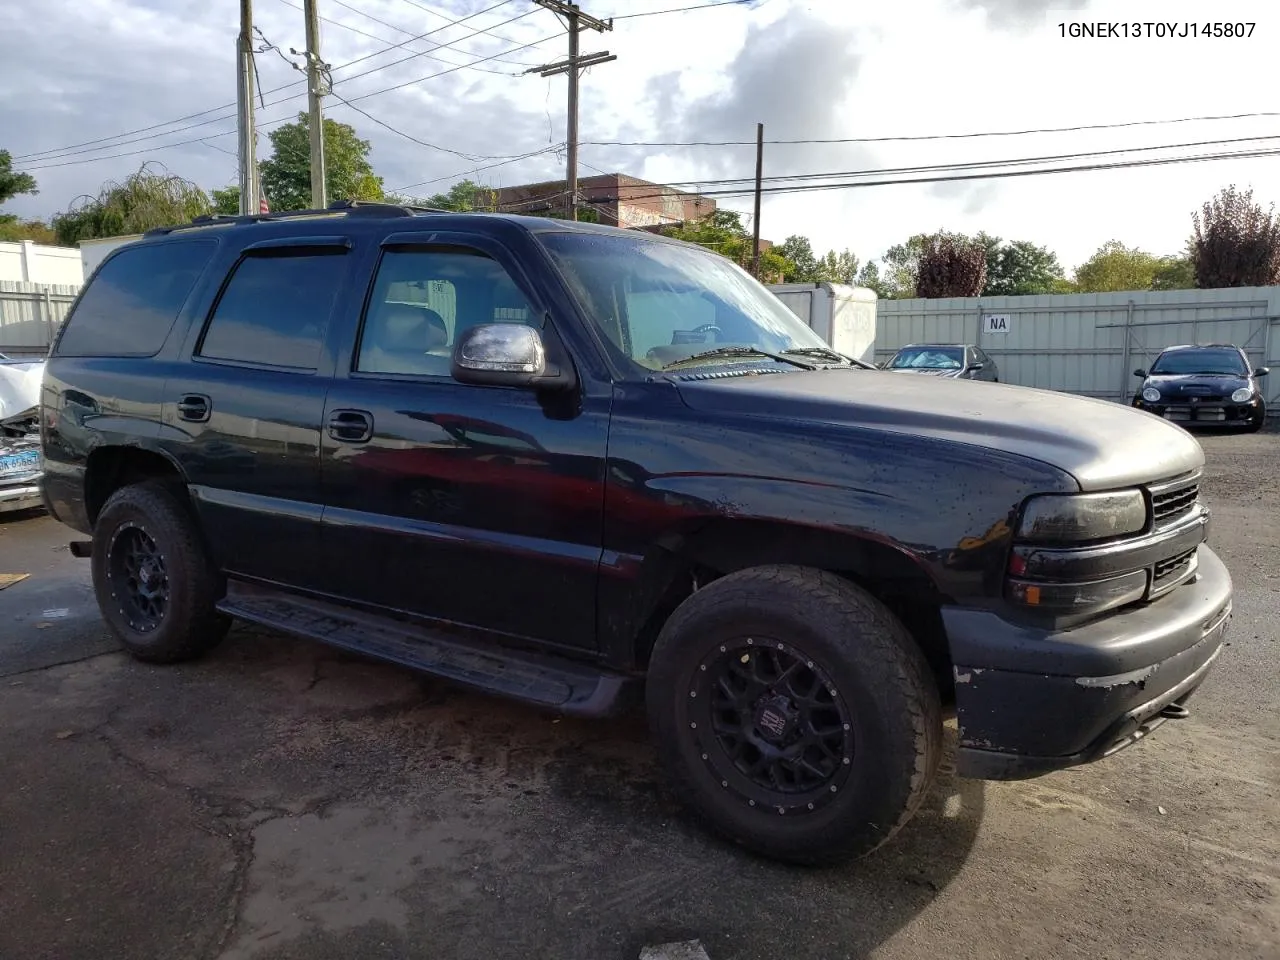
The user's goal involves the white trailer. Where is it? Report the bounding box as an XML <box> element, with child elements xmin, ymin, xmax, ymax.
<box><xmin>767</xmin><ymin>283</ymin><xmax>877</xmax><ymax>364</ymax></box>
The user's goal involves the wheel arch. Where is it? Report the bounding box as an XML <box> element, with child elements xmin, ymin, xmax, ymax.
<box><xmin>84</xmin><ymin>444</ymin><xmax>189</xmax><ymax>527</ymax></box>
<box><xmin>629</xmin><ymin>519</ymin><xmax>953</xmax><ymax>698</ymax></box>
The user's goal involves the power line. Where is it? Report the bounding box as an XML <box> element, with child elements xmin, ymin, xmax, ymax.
<box><xmin>11</xmin><ymin>0</ymin><xmax>530</xmax><ymax>163</ymax></box>
<box><xmin>655</xmin><ymin>133</ymin><xmax>1280</xmax><ymax>188</ymax></box>
<box><xmin>390</xmin><ymin>143</ymin><xmax>566</xmax><ymax>194</ymax></box>
<box><xmin>582</xmin><ymin>110</ymin><xmax>1280</xmax><ymax>147</ymax></box>
<box><xmin>275</xmin><ymin>0</ymin><xmax>534</xmax><ymax>74</ymax></box>
<box><xmin>609</xmin><ymin>0</ymin><xmax>755</xmax><ymax>18</ymax></box>
<box><xmin>18</xmin><ymin>28</ymin><xmax>563</xmax><ymax>172</ymax></box>
<box><xmin>330</xmin><ymin>0</ymin><xmax>540</xmax><ymax>65</ymax></box>
<box><xmin>488</xmin><ymin>143</ymin><xmax>1280</xmax><ymax>211</ymax></box>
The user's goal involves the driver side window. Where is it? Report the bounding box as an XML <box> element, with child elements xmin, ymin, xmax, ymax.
<box><xmin>356</xmin><ymin>247</ymin><xmax>537</xmax><ymax>378</ymax></box>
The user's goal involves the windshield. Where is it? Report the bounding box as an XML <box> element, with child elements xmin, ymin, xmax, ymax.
<box><xmin>888</xmin><ymin>346</ymin><xmax>964</xmax><ymax>369</ymax></box>
<box><xmin>538</xmin><ymin>232</ymin><xmax>828</xmax><ymax>374</ymax></box>
<box><xmin>1150</xmin><ymin>348</ymin><xmax>1247</xmax><ymax>376</ymax></box>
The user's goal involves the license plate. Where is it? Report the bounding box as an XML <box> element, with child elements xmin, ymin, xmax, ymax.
<box><xmin>0</xmin><ymin>450</ymin><xmax>40</xmax><ymax>477</ymax></box>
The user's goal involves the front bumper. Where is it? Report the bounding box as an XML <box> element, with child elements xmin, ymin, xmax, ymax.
<box><xmin>1132</xmin><ymin>396</ymin><xmax>1263</xmax><ymax>427</ymax></box>
<box><xmin>944</xmin><ymin>545</ymin><xmax>1232</xmax><ymax>780</ymax></box>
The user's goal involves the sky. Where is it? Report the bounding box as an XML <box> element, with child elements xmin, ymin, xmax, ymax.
<box><xmin>2</xmin><ymin>0</ymin><xmax>1277</xmax><ymax>273</ymax></box>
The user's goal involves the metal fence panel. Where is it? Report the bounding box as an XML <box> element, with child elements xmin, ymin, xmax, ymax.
<box><xmin>0</xmin><ymin>281</ymin><xmax>81</xmax><ymax>357</ymax></box>
<box><xmin>875</xmin><ymin>287</ymin><xmax>1280</xmax><ymax>412</ymax></box>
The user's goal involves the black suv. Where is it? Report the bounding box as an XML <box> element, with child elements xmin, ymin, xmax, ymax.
<box><xmin>1132</xmin><ymin>343</ymin><xmax>1269</xmax><ymax>431</ymax></box>
<box><xmin>40</xmin><ymin>202</ymin><xmax>1232</xmax><ymax>865</ymax></box>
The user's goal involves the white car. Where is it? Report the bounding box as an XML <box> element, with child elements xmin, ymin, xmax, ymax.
<box><xmin>0</xmin><ymin>355</ymin><xmax>45</xmax><ymax>514</ymax></box>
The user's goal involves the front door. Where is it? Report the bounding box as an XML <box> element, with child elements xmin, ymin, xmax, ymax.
<box><xmin>319</xmin><ymin>236</ymin><xmax>608</xmax><ymax>651</ymax></box>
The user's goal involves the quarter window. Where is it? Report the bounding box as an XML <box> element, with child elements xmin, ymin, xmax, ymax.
<box><xmin>198</xmin><ymin>251</ymin><xmax>348</xmax><ymax>370</ymax></box>
<box><xmin>56</xmin><ymin>241</ymin><xmax>216</xmax><ymax>357</ymax></box>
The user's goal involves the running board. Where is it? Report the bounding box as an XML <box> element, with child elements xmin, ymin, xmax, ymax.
<box><xmin>217</xmin><ymin>582</ymin><xmax>636</xmax><ymax>718</ymax></box>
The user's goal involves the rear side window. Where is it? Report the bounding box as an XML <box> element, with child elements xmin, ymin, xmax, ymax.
<box><xmin>198</xmin><ymin>250</ymin><xmax>348</xmax><ymax>371</ymax></box>
<box><xmin>56</xmin><ymin>241</ymin><xmax>215</xmax><ymax>357</ymax></box>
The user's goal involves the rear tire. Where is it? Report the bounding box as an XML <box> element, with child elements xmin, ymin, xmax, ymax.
<box><xmin>646</xmin><ymin>565</ymin><xmax>942</xmax><ymax>866</ymax></box>
<box><xmin>91</xmin><ymin>482</ymin><xmax>229</xmax><ymax>664</ymax></box>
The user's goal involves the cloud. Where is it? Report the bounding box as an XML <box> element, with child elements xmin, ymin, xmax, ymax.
<box><xmin>954</xmin><ymin>0</ymin><xmax>1088</xmax><ymax>30</ymax></box>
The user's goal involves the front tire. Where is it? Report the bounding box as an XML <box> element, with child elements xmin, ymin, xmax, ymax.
<box><xmin>646</xmin><ymin>565</ymin><xmax>942</xmax><ymax>865</ymax></box>
<box><xmin>1245</xmin><ymin>403</ymin><xmax>1266</xmax><ymax>433</ymax></box>
<box><xmin>91</xmin><ymin>482</ymin><xmax>229</xmax><ymax>664</ymax></box>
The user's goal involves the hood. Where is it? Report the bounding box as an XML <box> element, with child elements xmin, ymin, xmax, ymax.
<box><xmin>672</xmin><ymin>369</ymin><xmax>1204</xmax><ymax>491</ymax></box>
<box><xmin>887</xmin><ymin>367</ymin><xmax>965</xmax><ymax>378</ymax></box>
<box><xmin>1142</xmin><ymin>372</ymin><xmax>1251</xmax><ymax>398</ymax></box>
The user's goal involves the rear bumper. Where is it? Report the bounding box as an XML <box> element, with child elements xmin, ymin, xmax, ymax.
<box><xmin>0</xmin><ymin>479</ymin><xmax>43</xmax><ymax>514</ymax></box>
<box><xmin>943</xmin><ymin>545</ymin><xmax>1232</xmax><ymax>780</ymax></box>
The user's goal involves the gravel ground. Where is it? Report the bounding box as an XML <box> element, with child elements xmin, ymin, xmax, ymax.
<box><xmin>0</xmin><ymin>430</ymin><xmax>1276</xmax><ymax>960</ymax></box>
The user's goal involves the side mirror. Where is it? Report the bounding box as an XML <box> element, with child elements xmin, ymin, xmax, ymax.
<box><xmin>970</xmin><ymin>362</ymin><xmax>985</xmax><ymax>372</ymax></box>
<box><xmin>1254</xmin><ymin>366</ymin><xmax>1270</xmax><ymax>377</ymax></box>
<box><xmin>1133</xmin><ymin>368</ymin><xmax>1147</xmax><ymax>378</ymax></box>
<box><xmin>451</xmin><ymin>323</ymin><xmax>570</xmax><ymax>389</ymax></box>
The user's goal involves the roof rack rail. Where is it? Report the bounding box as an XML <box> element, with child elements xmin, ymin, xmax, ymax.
<box><xmin>143</xmin><ymin>199</ymin><xmax>455</xmax><ymax>237</ymax></box>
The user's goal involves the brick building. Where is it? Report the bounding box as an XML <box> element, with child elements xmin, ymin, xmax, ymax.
<box><xmin>492</xmin><ymin>173</ymin><xmax>715</xmax><ymax>228</ymax></box>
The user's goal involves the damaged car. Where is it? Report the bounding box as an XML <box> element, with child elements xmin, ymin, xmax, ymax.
<box><xmin>0</xmin><ymin>356</ymin><xmax>45</xmax><ymax>514</ymax></box>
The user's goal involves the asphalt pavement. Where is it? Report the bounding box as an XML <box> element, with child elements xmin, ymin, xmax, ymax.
<box><xmin>0</xmin><ymin>430</ymin><xmax>1276</xmax><ymax>960</ymax></box>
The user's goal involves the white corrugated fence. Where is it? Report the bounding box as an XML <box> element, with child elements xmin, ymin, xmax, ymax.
<box><xmin>874</xmin><ymin>287</ymin><xmax>1279</xmax><ymax>413</ymax></box>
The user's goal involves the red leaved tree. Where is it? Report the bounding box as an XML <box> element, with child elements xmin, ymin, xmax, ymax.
<box><xmin>915</xmin><ymin>232</ymin><xmax>987</xmax><ymax>298</ymax></box>
<box><xmin>1191</xmin><ymin>185</ymin><xmax>1280</xmax><ymax>288</ymax></box>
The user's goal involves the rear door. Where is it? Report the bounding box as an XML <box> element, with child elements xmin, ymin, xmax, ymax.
<box><xmin>160</xmin><ymin>236</ymin><xmax>354</xmax><ymax>586</ymax></box>
<box><xmin>317</xmin><ymin>231</ymin><xmax>609</xmax><ymax>651</ymax></box>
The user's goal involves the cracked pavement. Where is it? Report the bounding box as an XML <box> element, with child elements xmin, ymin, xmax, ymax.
<box><xmin>0</xmin><ymin>431</ymin><xmax>1277</xmax><ymax>960</ymax></box>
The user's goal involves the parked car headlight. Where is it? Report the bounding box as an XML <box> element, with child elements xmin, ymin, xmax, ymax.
<box><xmin>1017</xmin><ymin>491</ymin><xmax>1147</xmax><ymax>543</ymax></box>
<box><xmin>1141</xmin><ymin>387</ymin><xmax>1161</xmax><ymax>403</ymax></box>
<box><xmin>1231</xmin><ymin>387</ymin><xmax>1252</xmax><ymax>402</ymax></box>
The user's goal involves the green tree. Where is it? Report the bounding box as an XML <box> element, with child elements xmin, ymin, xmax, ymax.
<box><xmin>854</xmin><ymin>260</ymin><xmax>888</xmax><ymax>297</ymax></box>
<box><xmin>664</xmin><ymin>210</ymin><xmax>794</xmax><ymax>282</ymax></box>
<box><xmin>814</xmin><ymin>249</ymin><xmax>860</xmax><ymax>285</ymax></box>
<box><xmin>1073</xmin><ymin>240</ymin><xmax>1164</xmax><ymax>292</ymax></box>
<box><xmin>778</xmin><ymin>235</ymin><xmax>819</xmax><ymax>281</ymax></box>
<box><xmin>1191</xmin><ymin>184</ymin><xmax>1280</xmax><ymax>288</ymax></box>
<box><xmin>0</xmin><ymin>218</ymin><xmax>56</xmax><ymax>243</ymax></box>
<box><xmin>420</xmin><ymin>179</ymin><xmax>498</xmax><ymax>212</ymax></box>
<box><xmin>984</xmin><ymin>238</ymin><xmax>1065</xmax><ymax>296</ymax></box>
<box><xmin>211</xmin><ymin>185</ymin><xmax>241</xmax><ymax>215</ymax></box>
<box><xmin>52</xmin><ymin>165</ymin><xmax>212</xmax><ymax>244</ymax></box>
<box><xmin>1151</xmin><ymin>254</ymin><xmax>1195</xmax><ymax>290</ymax></box>
<box><xmin>0</xmin><ymin>149</ymin><xmax>37</xmax><ymax>206</ymax></box>
<box><xmin>260</xmin><ymin>114</ymin><xmax>384</xmax><ymax>212</ymax></box>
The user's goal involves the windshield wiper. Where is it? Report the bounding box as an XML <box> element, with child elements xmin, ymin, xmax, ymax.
<box><xmin>661</xmin><ymin>346</ymin><xmax>816</xmax><ymax>371</ymax></box>
<box><xmin>780</xmin><ymin>346</ymin><xmax>873</xmax><ymax>368</ymax></box>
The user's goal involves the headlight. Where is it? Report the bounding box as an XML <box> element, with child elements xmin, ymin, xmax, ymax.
<box><xmin>1142</xmin><ymin>387</ymin><xmax>1161</xmax><ymax>403</ymax></box>
<box><xmin>1017</xmin><ymin>491</ymin><xmax>1146</xmax><ymax>543</ymax></box>
<box><xmin>1231</xmin><ymin>387</ymin><xmax>1252</xmax><ymax>403</ymax></box>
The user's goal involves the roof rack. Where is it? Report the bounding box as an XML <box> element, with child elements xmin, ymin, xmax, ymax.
<box><xmin>143</xmin><ymin>199</ymin><xmax>455</xmax><ymax>237</ymax></box>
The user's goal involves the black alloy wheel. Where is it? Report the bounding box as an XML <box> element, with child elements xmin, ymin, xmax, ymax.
<box><xmin>106</xmin><ymin>522</ymin><xmax>171</xmax><ymax>633</ymax></box>
<box><xmin>692</xmin><ymin>639</ymin><xmax>854</xmax><ymax>815</ymax></box>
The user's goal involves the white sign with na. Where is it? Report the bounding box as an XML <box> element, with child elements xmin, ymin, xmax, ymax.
<box><xmin>982</xmin><ymin>313</ymin><xmax>1012</xmax><ymax>335</ymax></box>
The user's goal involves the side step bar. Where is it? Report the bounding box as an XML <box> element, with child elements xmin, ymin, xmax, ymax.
<box><xmin>217</xmin><ymin>582</ymin><xmax>637</xmax><ymax>718</ymax></box>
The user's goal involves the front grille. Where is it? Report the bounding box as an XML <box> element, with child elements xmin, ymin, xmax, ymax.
<box><xmin>1153</xmin><ymin>547</ymin><xmax>1197</xmax><ymax>587</ymax></box>
<box><xmin>1151</xmin><ymin>482</ymin><xmax>1199</xmax><ymax>525</ymax></box>
<box><xmin>1162</xmin><ymin>405</ymin><xmax>1226</xmax><ymax>422</ymax></box>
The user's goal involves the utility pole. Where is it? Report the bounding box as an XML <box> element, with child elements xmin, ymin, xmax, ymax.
<box><xmin>751</xmin><ymin>122</ymin><xmax>764</xmax><ymax>277</ymax></box>
<box><xmin>236</xmin><ymin>0</ymin><xmax>259</xmax><ymax>216</ymax></box>
<box><xmin>526</xmin><ymin>2</ymin><xmax>615</xmax><ymax>221</ymax></box>
<box><xmin>302</xmin><ymin>0</ymin><xmax>328</xmax><ymax>209</ymax></box>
